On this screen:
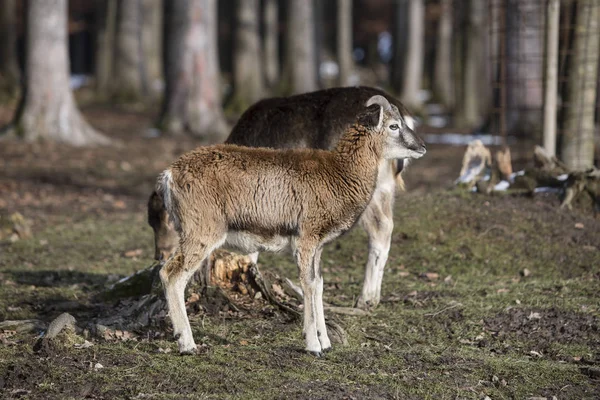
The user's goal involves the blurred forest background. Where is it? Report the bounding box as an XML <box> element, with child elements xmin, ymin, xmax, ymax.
<box><xmin>1</xmin><ymin>3</ymin><xmax>600</xmax><ymax>398</ymax></box>
<box><xmin>0</xmin><ymin>0</ymin><xmax>599</xmax><ymax>168</ymax></box>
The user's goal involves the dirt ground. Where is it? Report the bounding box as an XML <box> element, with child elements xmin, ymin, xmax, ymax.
<box><xmin>1</xmin><ymin>103</ymin><xmax>599</xmax><ymax>399</ymax></box>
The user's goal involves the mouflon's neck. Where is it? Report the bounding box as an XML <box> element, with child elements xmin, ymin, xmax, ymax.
<box><xmin>335</xmin><ymin>122</ymin><xmax>384</xmax><ymax>164</ymax></box>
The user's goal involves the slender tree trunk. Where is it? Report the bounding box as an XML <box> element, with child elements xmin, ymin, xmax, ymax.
<box><xmin>455</xmin><ymin>0</ymin><xmax>486</xmax><ymax>129</ymax></box>
<box><xmin>560</xmin><ymin>0</ymin><xmax>599</xmax><ymax>170</ymax></box>
<box><xmin>113</xmin><ymin>0</ymin><xmax>145</xmax><ymax>101</ymax></box>
<box><xmin>283</xmin><ymin>0</ymin><xmax>317</xmax><ymax>94</ymax></box>
<box><xmin>543</xmin><ymin>0</ymin><xmax>560</xmax><ymax>156</ymax></box>
<box><xmin>0</xmin><ymin>0</ymin><xmax>20</xmax><ymax>98</ymax></box>
<box><xmin>263</xmin><ymin>0</ymin><xmax>279</xmax><ymax>90</ymax></box>
<box><xmin>6</xmin><ymin>0</ymin><xmax>109</xmax><ymax>146</ymax></box>
<box><xmin>95</xmin><ymin>0</ymin><xmax>117</xmax><ymax>95</ymax></box>
<box><xmin>158</xmin><ymin>0</ymin><xmax>228</xmax><ymax>139</ymax></box>
<box><xmin>505</xmin><ymin>0</ymin><xmax>544</xmax><ymax>136</ymax></box>
<box><xmin>401</xmin><ymin>0</ymin><xmax>425</xmax><ymax>109</ymax></box>
<box><xmin>337</xmin><ymin>0</ymin><xmax>354</xmax><ymax>86</ymax></box>
<box><xmin>230</xmin><ymin>0</ymin><xmax>263</xmax><ymax>111</ymax></box>
<box><xmin>433</xmin><ymin>0</ymin><xmax>453</xmax><ymax>109</ymax></box>
<box><xmin>391</xmin><ymin>0</ymin><xmax>409</xmax><ymax>95</ymax></box>
<box><xmin>141</xmin><ymin>0</ymin><xmax>163</xmax><ymax>98</ymax></box>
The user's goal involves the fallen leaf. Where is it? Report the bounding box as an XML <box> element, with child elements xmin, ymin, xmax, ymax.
<box><xmin>422</xmin><ymin>272</ymin><xmax>439</xmax><ymax>281</ymax></box>
<box><xmin>530</xmin><ymin>350</ymin><xmax>543</xmax><ymax>358</ymax></box>
<box><xmin>239</xmin><ymin>340</ymin><xmax>249</xmax><ymax>346</ymax></box>
<box><xmin>574</xmin><ymin>222</ymin><xmax>584</xmax><ymax>229</ymax></box>
<box><xmin>74</xmin><ymin>340</ymin><xmax>94</xmax><ymax>349</ymax></box>
<box><xmin>187</xmin><ymin>293</ymin><xmax>200</xmax><ymax>304</ymax></box>
<box><xmin>398</xmin><ymin>271</ymin><xmax>410</xmax><ymax>278</ymax></box>
<box><xmin>113</xmin><ymin>200</ymin><xmax>126</xmax><ymax>209</ymax></box>
<box><xmin>496</xmin><ymin>288</ymin><xmax>509</xmax><ymax>294</ymax></box>
<box><xmin>271</xmin><ymin>283</ymin><xmax>286</xmax><ymax>298</ymax></box>
<box><xmin>521</xmin><ymin>268</ymin><xmax>531</xmax><ymax>277</ymax></box>
<box><xmin>444</xmin><ymin>275</ymin><xmax>452</xmax><ymax>284</ymax></box>
<box><xmin>123</xmin><ymin>249</ymin><xmax>143</xmax><ymax>258</ymax></box>
<box><xmin>528</xmin><ymin>312</ymin><xmax>542</xmax><ymax>320</ymax></box>
<box><xmin>94</xmin><ymin>363</ymin><xmax>104</xmax><ymax>370</ymax></box>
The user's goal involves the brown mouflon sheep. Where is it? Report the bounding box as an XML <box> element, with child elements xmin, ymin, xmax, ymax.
<box><xmin>156</xmin><ymin>95</ymin><xmax>426</xmax><ymax>355</ymax></box>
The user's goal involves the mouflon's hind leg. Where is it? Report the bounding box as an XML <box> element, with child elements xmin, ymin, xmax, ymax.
<box><xmin>294</xmin><ymin>239</ymin><xmax>322</xmax><ymax>356</ymax></box>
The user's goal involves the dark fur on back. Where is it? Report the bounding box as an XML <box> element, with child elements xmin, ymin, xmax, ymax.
<box><xmin>226</xmin><ymin>86</ymin><xmax>412</xmax><ymax>154</ymax></box>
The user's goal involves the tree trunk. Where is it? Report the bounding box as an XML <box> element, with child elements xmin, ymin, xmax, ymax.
<box><xmin>543</xmin><ymin>0</ymin><xmax>560</xmax><ymax>156</ymax></box>
<box><xmin>7</xmin><ymin>0</ymin><xmax>109</xmax><ymax>146</ymax></box>
<box><xmin>337</xmin><ymin>0</ymin><xmax>354</xmax><ymax>86</ymax></box>
<box><xmin>401</xmin><ymin>0</ymin><xmax>425</xmax><ymax>109</ymax></box>
<box><xmin>455</xmin><ymin>0</ymin><xmax>486</xmax><ymax>129</ymax></box>
<box><xmin>433</xmin><ymin>0</ymin><xmax>453</xmax><ymax>110</ymax></box>
<box><xmin>391</xmin><ymin>0</ymin><xmax>409</xmax><ymax>95</ymax></box>
<box><xmin>95</xmin><ymin>0</ymin><xmax>117</xmax><ymax>95</ymax></box>
<box><xmin>0</xmin><ymin>0</ymin><xmax>20</xmax><ymax>98</ymax></box>
<box><xmin>230</xmin><ymin>0</ymin><xmax>263</xmax><ymax>112</ymax></box>
<box><xmin>505</xmin><ymin>0</ymin><xmax>544</xmax><ymax>136</ymax></box>
<box><xmin>141</xmin><ymin>0</ymin><xmax>163</xmax><ymax>99</ymax></box>
<box><xmin>263</xmin><ymin>0</ymin><xmax>279</xmax><ymax>90</ymax></box>
<box><xmin>113</xmin><ymin>0</ymin><xmax>145</xmax><ymax>101</ymax></box>
<box><xmin>560</xmin><ymin>0</ymin><xmax>599</xmax><ymax>170</ymax></box>
<box><xmin>158</xmin><ymin>0</ymin><xmax>228</xmax><ymax>139</ymax></box>
<box><xmin>282</xmin><ymin>0</ymin><xmax>317</xmax><ymax>94</ymax></box>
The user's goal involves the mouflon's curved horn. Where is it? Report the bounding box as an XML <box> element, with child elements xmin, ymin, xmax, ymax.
<box><xmin>365</xmin><ymin>95</ymin><xmax>392</xmax><ymax>112</ymax></box>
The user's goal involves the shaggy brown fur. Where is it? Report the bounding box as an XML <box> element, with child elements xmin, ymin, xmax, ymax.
<box><xmin>156</xmin><ymin>97</ymin><xmax>425</xmax><ymax>355</ymax></box>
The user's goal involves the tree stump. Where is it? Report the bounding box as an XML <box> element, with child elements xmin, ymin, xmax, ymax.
<box><xmin>455</xmin><ymin>140</ymin><xmax>492</xmax><ymax>189</ymax></box>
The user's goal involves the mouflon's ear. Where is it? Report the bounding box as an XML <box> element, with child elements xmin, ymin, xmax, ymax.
<box><xmin>358</xmin><ymin>104</ymin><xmax>384</xmax><ymax>130</ymax></box>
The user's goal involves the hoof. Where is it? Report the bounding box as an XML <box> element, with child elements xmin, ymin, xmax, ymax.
<box><xmin>355</xmin><ymin>297</ymin><xmax>378</xmax><ymax>311</ymax></box>
<box><xmin>179</xmin><ymin>347</ymin><xmax>197</xmax><ymax>355</ymax></box>
<box><xmin>322</xmin><ymin>346</ymin><xmax>332</xmax><ymax>353</ymax></box>
<box><xmin>307</xmin><ymin>350</ymin><xmax>323</xmax><ymax>357</ymax></box>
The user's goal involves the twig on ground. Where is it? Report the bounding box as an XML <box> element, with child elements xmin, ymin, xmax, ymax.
<box><xmin>424</xmin><ymin>302</ymin><xmax>463</xmax><ymax>317</ymax></box>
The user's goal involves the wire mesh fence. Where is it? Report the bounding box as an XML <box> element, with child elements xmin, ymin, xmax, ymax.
<box><xmin>484</xmin><ymin>0</ymin><xmax>599</xmax><ymax>157</ymax></box>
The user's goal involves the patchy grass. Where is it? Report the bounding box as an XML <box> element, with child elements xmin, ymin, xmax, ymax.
<box><xmin>1</xmin><ymin>190</ymin><xmax>598</xmax><ymax>399</ymax></box>
<box><xmin>1</xmin><ymin>107</ymin><xmax>599</xmax><ymax>399</ymax></box>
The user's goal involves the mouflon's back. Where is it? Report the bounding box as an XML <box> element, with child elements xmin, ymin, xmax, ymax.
<box><xmin>226</xmin><ymin>86</ymin><xmax>411</xmax><ymax>151</ymax></box>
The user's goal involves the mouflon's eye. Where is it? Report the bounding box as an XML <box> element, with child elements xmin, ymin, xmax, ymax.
<box><xmin>389</xmin><ymin>124</ymin><xmax>399</xmax><ymax>130</ymax></box>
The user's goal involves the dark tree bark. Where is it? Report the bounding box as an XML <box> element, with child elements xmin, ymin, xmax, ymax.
<box><xmin>401</xmin><ymin>0</ymin><xmax>424</xmax><ymax>109</ymax></box>
<box><xmin>0</xmin><ymin>0</ymin><xmax>20</xmax><ymax>98</ymax></box>
<box><xmin>391</xmin><ymin>0</ymin><xmax>409</xmax><ymax>95</ymax></box>
<box><xmin>141</xmin><ymin>0</ymin><xmax>163</xmax><ymax>99</ymax></box>
<box><xmin>282</xmin><ymin>0</ymin><xmax>317</xmax><ymax>94</ymax></box>
<box><xmin>158</xmin><ymin>0</ymin><xmax>228</xmax><ymax>139</ymax></box>
<box><xmin>95</xmin><ymin>0</ymin><xmax>117</xmax><ymax>95</ymax></box>
<box><xmin>263</xmin><ymin>0</ymin><xmax>279</xmax><ymax>90</ymax></box>
<box><xmin>229</xmin><ymin>0</ymin><xmax>263</xmax><ymax>111</ymax></box>
<box><xmin>337</xmin><ymin>0</ymin><xmax>354</xmax><ymax>86</ymax></box>
<box><xmin>455</xmin><ymin>0</ymin><xmax>486</xmax><ymax>129</ymax></box>
<box><xmin>4</xmin><ymin>0</ymin><xmax>109</xmax><ymax>145</ymax></box>
<box><xmin>433</xmin><ymin>0</ymin><xmax>453</xmax><ymax>109</ymax></box>
<box><xmin>560</xmin><ymin>0</ymin><xmax>599</xmax><ymax>170</ymax></box>
<box><xmin>112</xmin><ymin>0</ymin><xmax>145</xmax><ymax>101</ymax></box>
<box><xmin>505</xmin><ymin>0</ymin><xmax>544</xmax><ymax>136</ymax></box>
